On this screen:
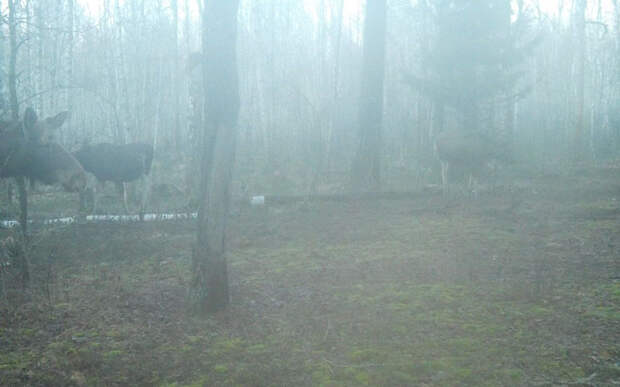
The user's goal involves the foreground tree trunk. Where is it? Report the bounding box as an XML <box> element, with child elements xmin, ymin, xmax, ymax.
<box><xmin>8</xmin><ymin>0</ymin><xmax>29</xmax><ymax>286</ymax></box>
<box><xmin>351</xmin><ymin>0</ymin><xmax>387</xmax><ymax>192</ymax></box>
<box><xmin>190</xmin><ymin>0</ymin><xmax>240</xmax><ymax>314</ymax></box>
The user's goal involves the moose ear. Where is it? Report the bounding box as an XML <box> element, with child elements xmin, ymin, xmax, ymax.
<box><xmin>23</xmin><ymin>107</ymin><xmax>38</xmax><ymax>130</ymax></box>
<box><xmin>44</xmin><ymin>111</ymin><xmax>70</xmax><ymax>130</ymax></box>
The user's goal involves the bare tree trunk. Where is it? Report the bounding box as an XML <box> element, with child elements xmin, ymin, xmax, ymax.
<box><xmin>8</xmin><ymin>0</ymin><xmax>22</xmax><ymax>222</ymax></box>
<box><xmin>115</xmin><ymin>0</ymin><xmax>129</xmax><ymax>144</ymax></box>
<box><xmin>0</xmin><ymin>2</ymin><xmax>6</xmax><ymax>117</ymax></box>
<box><xmin>187</xmin><ymin>51</ymin><xmax>203</xmax><ymax>205</ymax></box>
<box><xmin>325</xmin><ymin>0</ymin><xmax>344</xmax><ymax>175</ymax></box>
<box><xmin>65</xmin><ymin>0</ymin><xmax>75</xmax><ymax>143</ymax></box>
<box><xmin>190</xmin><ymin>0</ymin><xmax>240</xmax><ymax>315</ymax></box>
<box><xmin>501</xmin><ymin>0</ymin><xmax>515</xmax><ymax>148</ymax></box>
<box><xmin>172</xmin><ymin>0</ymin><xmax>181</xmax><ymax>155</ymax></box>
<box><xmin>35</xmin><ymin>0</ymin><xmax>45</xmax><ymax>114</ymax></box>
<box><xmin>8</xmin><ymin>0</ymin><xmax>29</xmax><ymax>286</ymax></box>
<box><xmin>4</xmin><ymin>0</ymin><xmax>15</xmax><ymax>204</ymax></box>
<box><xmin>47</xmin><ymin>0</ymin><xmax>62</xmax><ymax>116</ymax></box>
<box><xmin>351</xmin><ymin>0</ymin><xmax>387</xmax><ymax>192</ymax></box>
<box><xmin>574</xmin><ymin>0</ymin><xmax>587</xmax><ymax>160</ymax></box>
<box><xmin>8</xmin><ymin>0</ymin><xmax>18</xmax><ymax>121</ymax></box>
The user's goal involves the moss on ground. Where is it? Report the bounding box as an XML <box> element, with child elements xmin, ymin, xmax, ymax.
<box><xmin>1</xmin><ymin>167</ymin><xmax>619</xmax><ymax>386</ymax></box>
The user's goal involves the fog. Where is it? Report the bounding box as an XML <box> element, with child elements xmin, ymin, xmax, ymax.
<box><xmin>0</xmin><ymin>0</ymin><xmax>618</xmax><ymax>386</ymax></box>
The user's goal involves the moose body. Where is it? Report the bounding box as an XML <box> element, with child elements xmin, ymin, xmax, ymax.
<box><xmin>435</xmin><ymin>130</ymin><xmax>504</xmax><ymax>195</ymax></box>
<box><xmin>74</xmin><ymin>142</ymin><xmax>153</xmax><ymax>213</ymax></box>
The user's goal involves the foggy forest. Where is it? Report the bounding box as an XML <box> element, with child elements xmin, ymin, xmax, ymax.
<box><xmin>0</xmin><ymin>0</ymin><xmax>619</xmax><ymax>385</ymax></box>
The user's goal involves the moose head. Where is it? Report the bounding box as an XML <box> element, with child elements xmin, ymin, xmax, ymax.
<box><xmin>0</xmin><ymin>108</ymin><xmax>87</xmax><ymax>193</ymax></box>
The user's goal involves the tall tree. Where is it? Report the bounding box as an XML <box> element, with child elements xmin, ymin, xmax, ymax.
<box><xmin>171</xmin><ymin>0</ymin><xmax>181</xmax><ymax>155</ymax></box>
<box><xmin>7</xmin><ymin>0</ymin><xmax>28</xmax><ymax>286</ymax></box>
<box><xmin>574</xmin><ymin>0</ymin><xmax>587</xmax><ymax>159</ymax></box>
<box><xmin>407</xmin><ymin>0</ymin><xmax>534</xmax><ymax>136</ymax></box>
<box><xmin>8</xmin><ymin>0</ymin><xmax>19</xmax><ymax>122</ymax></box>
<box><xmin>500</xmin><ymin>0</ymin><xmax>515</xmax><ymax>142</ymax></box>
<box><xmin>0</xmin><ymin>2</ymin><xmax>5</xmax><ymax>117</ymax></box>
<box><xmin>190</xmin><ymin>0</ymin><xmax>240</xmax><ymax>314</ymax></box>
<box><xmin>351</xmin><ymin>0</ymin><xmax>387</xmax><ymax>192</ymax></box>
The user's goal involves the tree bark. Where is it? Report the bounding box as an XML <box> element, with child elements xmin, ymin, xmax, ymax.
<box><xmin>501</xmin><ymin>0</ymin><xmax>515</xmax><ymax>147</ymax></box>
<box><xmin>351</xmin><ymin>0</ymin><xmax>387</xmax><ymax>192</ymax></box>
<box><xmin>8</xmin><ymin>0</ymin><xmax>18</xmax><ymax>121</ymax></box>
<box><xmin>574</xmin><ymin>0</ymin><xmax>587</xmax><ymax>160</ymax></box>
<box><xmin>190</xmin><ymin>0</ymin><xmax>240</xmax><ymax>315</ymax></box>
<box><xmin>0</xmin><ymin>2</ymin><xmax>6</xmax><ymax>116</ymax></box>
<box><xmin>5</xmin><ymin>0</ymin><xmax>16</xmax><ymax>205</ymax></box>
<box><xmin>172</xmin><ymin>0</ymin><xmax>181</xmax><ymax>156</ymax></box>
<box><xmin>16</xmin><ymin>177</ymin><xmax>29</xmax><ymax>285</ymax></box>
<box><xmin>325</xmin><ymin>0</ymin><xmax>344</xmax><ymax>175</ymax></box>
<box><xmin>8</xmin><ymin>2</ymin><xmax>28</xmax><ymax>293</ymax></box>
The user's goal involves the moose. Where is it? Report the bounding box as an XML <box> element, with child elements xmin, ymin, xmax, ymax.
<box><xmin>73</xmin><ymin>142</ymin><xmax>154</xmax><ymax>214</ymax></box>
<box><xmin>434</xmin><ymin>130</ymin><xmax>508</xmax><ymax>196</ymax></box>
<box><xmin>0</xmin><ymin>108</ymin><xmax>87</xmax><ymax>232</ymax></box>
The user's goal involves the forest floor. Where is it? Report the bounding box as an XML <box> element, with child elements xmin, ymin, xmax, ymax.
<box><xmin>0</xmin><ymin>163</ymin><xmax>619</xmax><ymax>386</ymax></box>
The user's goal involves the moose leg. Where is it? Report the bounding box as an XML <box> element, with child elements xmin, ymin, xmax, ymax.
<box><xmin>139</xmin><ymin>176</ymin><xmax>150</xmax><ymax>221</ymax></box>
<box><xmin>123</xmin><ymin>183</ymin><xmax>129</xmax><ymax>214</ymax></box>
<box><xmin>467</xmin><ymin>173</ymin><xmax>478</xmax><ymax>198</ymax></box>
<box><xmin>92</xmin><ymin>181</ymin><xmax>105</xmax><ymax>214</ymax></box>
<box><xmin>78</xmin><ymin>188</ymin><xmax>87</xmax><ymax>214</ymax></box>
<box><xmin>440</xmin><ymin>160</ymin><xmax>449</xmax><ymax>196</ymax></box>
<box><xmin>92</xmin><ymin>183</ymin><xmax>98</xmax><ymax>214</ymax></box>
<box><xmin>16</xmin><ymin>177</ymin><xmax>27</xmax><ymax>236</ymax></box>
<box><xmin>7</xmin><ymin>182</ymin><xmax>13</xmax><ymax>204</ymax></box>
<box><xmin>488</xmin><ymin>161</ymin><xmax>498</xmax><ymax>192</ymax></box>
<box><xmin>115</xmin><ymin>182</ymin><xmax>129</xmax><ymax>214</ymax></box>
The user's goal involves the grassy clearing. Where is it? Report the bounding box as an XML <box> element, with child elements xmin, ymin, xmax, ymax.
<box><xmin>1</xmin><ymin>167</ymin><xmax>619</xmax><ymax>386</ymax></box>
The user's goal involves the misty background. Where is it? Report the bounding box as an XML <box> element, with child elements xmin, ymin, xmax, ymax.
<box><xmin>1</xmin><ymin>0</ymin><xmax>616</xmax><ymax>199</ymax></box>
